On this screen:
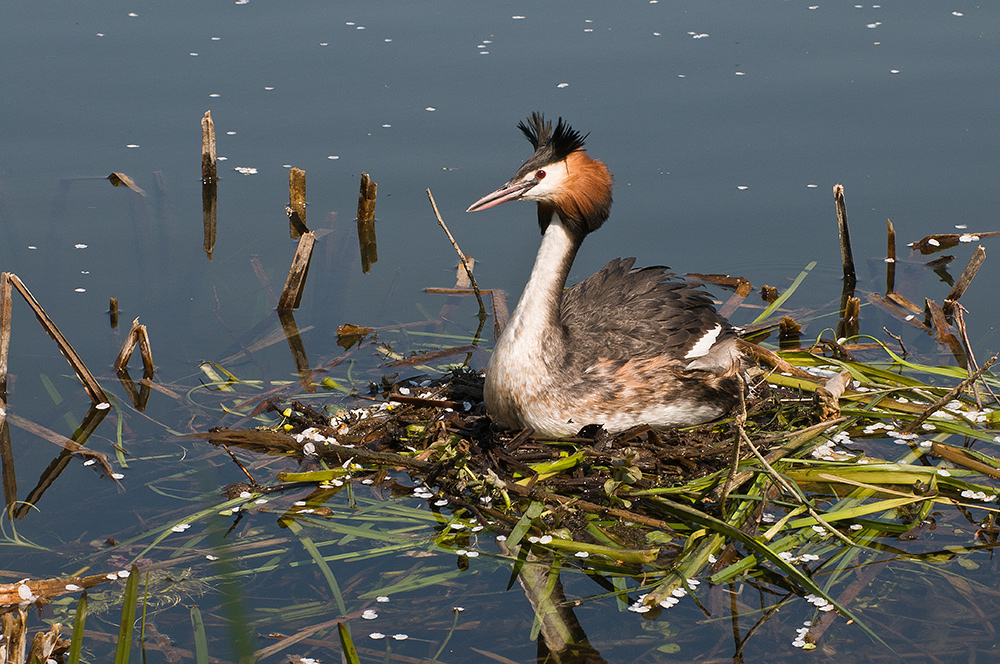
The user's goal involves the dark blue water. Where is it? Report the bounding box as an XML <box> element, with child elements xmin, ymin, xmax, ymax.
<box><xmin>3</xmin><ymin>2</ymin><xmax>999</xmax><ymax>661</ymax></box>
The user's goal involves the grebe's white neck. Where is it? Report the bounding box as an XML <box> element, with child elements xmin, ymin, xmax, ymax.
<box><xmin>489</xmin><ymin>211</ymin><xmax>579</xmax><ymax>371</ymax></box>
<box><xmin>506</xmin><ymin>213</ymin><xmax>580</xmax><ymax>335</ymax></box>
<box><xmin>484</xmin><ymin>212</ymin><xmax>581</xmax><ymax>432</ymax></box>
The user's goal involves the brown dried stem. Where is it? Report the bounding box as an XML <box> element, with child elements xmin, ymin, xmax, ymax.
<box><xmin>833</xmin><ymin>184</ymin><xmax>856</xmax><ymax>289</ymax></box>
<box><xmin>426</xmin><ymin>188</ymin><xmax>486</xmax><ymax>316</ymax></box>
<box><xmin>357</xmin><ymin>173</ymin><xmax>379</xmax><ymax>273</ymax></box>
<box><xmin>0</xmin><ymin>274</ymin><xmax>11</xmax><ymax>398</ymax></box>
<box><xmin>201</xmin><ymin>110</ymin><xmax>217</xmax><ymax>184</ymax></box>
<box><xmin>945</xmin><ymin>244</ymin><xmax>986</xmax><ymax>304</ymax></box>
<box><xmin>277</xmin><ymin>232</ymin><xmax>316</xmax><ymax>311</ymax></box>
<box><xmin>114</xmin><ymin>317</ymin><xmax>155</xmax><ymax>378</ymax></box>
<box><xmin>886</xmin><ymin>218</ymin><xmax>896</xmax><ymax>294</ymax></box>
<box><xmin>287</xmin><ymin>167</ymin><xmax>307</xmax><ymax>237</ymax></box>
<box><xmin>4</xmin><ymin>273</ymin><xmax>105</xmax><ymax>405</ymax></box>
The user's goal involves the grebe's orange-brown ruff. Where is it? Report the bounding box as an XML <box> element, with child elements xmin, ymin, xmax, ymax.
<box><xmin>467</xmin><ymin>113</ymin><xmax>743</xmax><ymax>437</ymax></box>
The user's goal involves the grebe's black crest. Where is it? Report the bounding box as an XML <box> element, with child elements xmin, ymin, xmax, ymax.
<box><xmin>515</xmin><ymin>113</ymin><xmax>589</xmax><ymax>177</ymax></box>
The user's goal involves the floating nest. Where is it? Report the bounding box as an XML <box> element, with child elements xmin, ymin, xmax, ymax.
<box><xmin>196</xmin><ymin>340</ymin><xmax>1000</xmax><ymax>635</ymax></box>
<box><xmin>199</xmin><ymin>366</ymin><xmax>818</xmax><ymax>563</ymax></box>
<box><xmin>204</xmin><ymin>368</ymin><xmax>787</xmax><ymax>495</ymax></box>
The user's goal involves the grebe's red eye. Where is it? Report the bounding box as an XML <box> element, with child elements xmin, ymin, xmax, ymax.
<box><xmin>536</xmin><ymin>170</ymin><xmax>546</xmax><ymax>179</ymax></box>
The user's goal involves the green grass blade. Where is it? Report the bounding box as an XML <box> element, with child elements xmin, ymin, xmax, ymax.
<box><xmin>507</xmin><ymin>501</ymin><xmax>544</xmax><ymax>549</ymax></box>
<box><xmin>752</xmin><ymin>261</ymin><xmax>817</xmax><ymax>324</ymax></box>
<box><xmin>338</xmin><ymin>621</ymin><xmax>361</xmax><ymax>664</ymax></box>
<box><xmin>374</xmin><ymin>567</ymin><xmax>466</xmax><ymax>596</ymax></box>
<box><xmin>282</xmin><ymin>517</ymin><xmax>349</xmax><ymax>616</ymax></box>
<box><xmin>190</xmin><ymin>605</ymin><xmax>209</xmax><ymax>664</ymax></box>
<box><xmin>431</xmin><ymin>608</ymin><xmax>463</xmax><ymax>663</ymax></box>
<box><xmin>140</xmin><ymin>571</ymin><xmax>149</xmax><ymax>663</ymax></box>
<box><xmin>543</xmin><ymin>536</ymin><xmax>659</xmax><ymax>564</ymax></box>
<box><xmin>114</xmin><ymin>565</ymin><xmax>139</xmax><ymax>664</ymax></box>
<box><xmin>67</xmin><ymin>591</ymin><xmax>88</xmax><ymax>664</ymax></box>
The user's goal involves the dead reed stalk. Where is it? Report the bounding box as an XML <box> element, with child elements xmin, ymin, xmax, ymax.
<box><xmin>277</xmin><ymin>232</ymin><xmax>316</xmax><ymax>311</ymax></box>
<box><xmin>886</xmin><ymin>218</ymin><xmax>896</xmax><ymax>293</ymax></box>
<box><xmin>3</xmin><ymin>273</ymin><xmax>105</xmax><ymax>405</ymax></box>
<box><xmin>426</xmin><ymin>188</ymin><xmax>486</xmax><ymax>315</ymax></box>
<box><xmin>833</xmin><ymin>184</ymin><xmax>856</xmax><ymax>289</ymax></box>
<box><xmin>114</xmin><ymin>317</ymin><xmax>155</xmax><ymax>378</ymax></box>
<box><xmin>201</xmin><ymin>111</ymin><xmax>217</xmax><ymax>184</ymax></box>
<box><xmin>357</xmin><ymin>172</ymin><xmax>378</xmax><ymax>273</ymax></box>
<box><xmin>287</xmin><ymin>167</ymin><xmax>307</xmax><ymax>237</ymax></box>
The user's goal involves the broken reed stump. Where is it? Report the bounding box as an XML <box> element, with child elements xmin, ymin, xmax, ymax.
<box><xmin>107</xmin><ymin>172</ymin><xmax>146</xmax><ymax>197</ymax></box>
<box><xmin>273</xmin><ymin>168</ymin><xmax>316</xmax><ymax>309</ymax></box>
<box><xmin>277</xmin><ymin>232</ymin><xmax>316</xmax><ymax>311</ymax></box>
<box><xmin>837</xmin><ymin>295</ymin><xmax>861</xmax><ymax>341</ymax></box>
<box><xmin>945</xmin><ymin>244</ymin><xmax>986</xmax><ymax>305</ymax></box>
<box><xmin>201</xmin><ymin>111</ymin><xmax>218</xmax><ymax>259</ymax></box>
<box><xmin>0</xmin><ymin>273</ymin><xmax>11</xmax><ymax>397</ymax></box>
<box><xmin>833</xmin><ymin>185</ymin><xmax>856</xmax><ymax>289</ymax></box>
<box><xmin>287</xmin><ymin>167</ymin><xmax>307</xmax><ymax>238</ymax></box>
<box><xmin>201</xmin><ymin>111</ymin><xmax>217</xmax><ymax>184</ymax></box>
<box><xmin>833</xmin><ymin>185</ymin><xmax>858</xmax><ymax>341</ymax></box>
<box><xmin>0</xmin><ymin>273</ymin><xmax>8</xmax><ymax>504</ymax></box>
<box><xmin>2</xmin><ymin>273</ymin><xmax>106</xmax><ymax>406</ymax></box>
<box><xmin>114</xmin><ymin>317</ymin><xmax>155</xmax><ymax>378</ymax></box>
<box><xmin>26</xmin><ymin>623</ymin><xmax>61</xmax><ymax>664</ymax></box>
<box><xmin>109</xmin><ymin>297</ymin><xmax>119</xmax><ymax>329</ymax></box>
<box><xmin>886</xmin><ymin>218</ymin><xmax>896</xmax><ymax>293</ymax></box>
<box><xmin>357</xmin><ymin>172</ymin><xmax>378</xmax><ymax>274</ymax></box>
<box><xmin>925</xmin><ymin>298</ymin><xmax>967</xmax><ymax>368</ymax></box>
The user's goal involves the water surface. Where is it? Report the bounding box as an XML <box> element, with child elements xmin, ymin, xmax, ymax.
<box><xmin>2</xmin><ymin>2</ymin><xmax>999</xmax><ymax>661</ymax></box>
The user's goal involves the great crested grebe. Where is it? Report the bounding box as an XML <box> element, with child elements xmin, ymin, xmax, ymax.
<box><xmin>467</xmin><ymin>113</ymin><xmax>743</xmax><ymax>438</ymax></box>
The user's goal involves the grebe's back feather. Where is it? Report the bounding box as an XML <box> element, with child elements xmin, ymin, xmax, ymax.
<box><xmin>560</xmin><ymin>258</ymin><xmax>737</xmax><ymax>371</ymax></box>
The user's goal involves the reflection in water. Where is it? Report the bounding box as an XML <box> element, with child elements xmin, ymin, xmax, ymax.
<box><xmin>116</xmin><ymin>367</ymin><xmax>151</xmax><ymax>411</ymax></box>
<box><xmin>202</xmin><ymin>179</ymin><xmax>217</xmax><ymax>261</ymax></box>
<box><xmin>10</xmin><ymin>402</ymin><xmax>111</xmax><ymax>519</ymax></box>
<box><xmin>506</xmin><ymin>543</ymin><xmax>608</xmax><ymax>664</ymax></box>
<box><xmin>278</xmin><ymin>310</ymin><xmax>314</xmax><ymax>392</ymax></box>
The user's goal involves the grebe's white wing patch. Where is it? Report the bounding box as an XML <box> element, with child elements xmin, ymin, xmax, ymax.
<box><xmin>684</xmin><ymin>323</ymin><xmax>722</xmax><ymax>360</ymax></box>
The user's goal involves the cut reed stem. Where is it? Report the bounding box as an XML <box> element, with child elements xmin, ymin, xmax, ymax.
<box><xmin>287</xmin><ymin>167</ymin><xmax>307</xmax><ymax>237</ymax></box>
<box><xmin>277</xmin><ymin>232</ymin><xmax>316</xmax><ymax>311</ymax></box>
<box><xmin>357</xmin><ymin>172</ymin><xmax>378</xmax><ymax>273</ymax></box>
<box><xmin>833</xmin><ymin>184</ymin><xmax>856</xmax><ymax>289</ymax></box>
<box><xmin>426</xmin><ymin>188</ymin><xmax>486</xmax><ymax>315</ymax></box>
<box><xmin>201</xmin><ymin>111</ymin><xmax>217</xmax><ymax>184</ymax></box>
<box><xmin>5</xmin><ymin>273</ymin><xmax>105</xmax><ymax>405</ymax></box>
